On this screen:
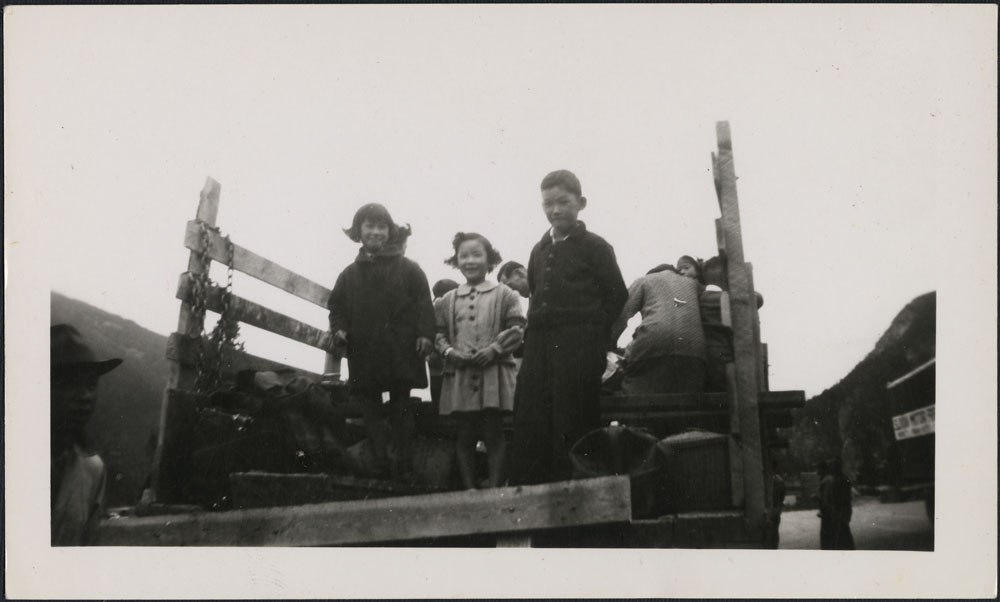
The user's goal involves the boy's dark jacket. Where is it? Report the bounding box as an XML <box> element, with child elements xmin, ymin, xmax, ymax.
<box><xmin>525</xmin><ymin>221</ymin><xmax>628</xmax><ymax>349</ymax></box>
<box><xmin>328</xmin><ymin>242</ymin><xmax>435</xmax><ymax>393</ymax></box>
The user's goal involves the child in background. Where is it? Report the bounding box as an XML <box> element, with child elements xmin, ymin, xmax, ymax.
<box><xmin>328</xmin><ymin>203</ymin><xmax>435</xmax><ymax>480</ymax></box>
<box><xmin>510</xmin><ymin>169</ymin><xmax>628</xmax><ymax>485</ymax></box>
<box><xmin>436</xmin><ymin>233</ymin><xmax>525</xmax><ymax>489</ymax></box>
<box><xmin>676</xmin><ymin>255</ymin><xmax>702</xmax><ymax>281</ymax></box>
<box><xmin>429</xmin><ymin>279</ymin><xmax>460</xmax><ymax>405</ymax></box>
<box><xmin>497</xmin><ymin>260</ymin><xmax>530</xmax><ymax>299</ymax></box>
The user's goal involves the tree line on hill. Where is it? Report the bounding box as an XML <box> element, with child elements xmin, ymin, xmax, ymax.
<box><xmin>787</xmin><ymin>291</ymin><xmax>936</xmax><ymax>486</ymax></box>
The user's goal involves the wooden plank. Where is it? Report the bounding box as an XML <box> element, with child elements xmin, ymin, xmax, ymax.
<box><xmin>165</xmin><ymin>332</ymin><xmax>324</xmax><ymax>382</ymax></box>
<box><xmin>725</xmin><ymin>364</ymin><xmax>745</xmax><ymax>507</ymax></box>
<box><xmin>601</xmin><ymin>392</ymin><xmax>729</xmax><ymax>410</ymax></box>
<box><xmin>176</xmin><ymin>274</ymin><xmax>336</xmax><ymax>353</ymax></box>
<box><xmin>183</xmin><ymin>220</ymin><xmax>331</xmax><ymax>308</ymax></box>
<box><xmin>230</xmin><ymin>472</ymin><xmax>448</xmax><ymax>509</ymax></box>
<box><xmin>715</xmin><ymin>218</ymin><xmax>726</xmax><ymax>255</ymax></box>
<box><xmin>96</xmin><ymin>476</ymin><xmax>632</xmax><ymax>546</ymax></box>
<box><xmin>600</xmin><ymin>391</ymin><xmax>803</xmax><ymax>413</ymax></box>
<box><xmin>151</xmin><ymin>178</ymin><xmax>221</xmax><ymax>505</ymax></box>
<box><xmin>496</xmin><ymin>533</ymin><xmax>533</xmax><ymax>547</ymax></box>
<box><xmin>761</xmin><ymin>342</ymin><xmax>770</xmax><ymax>392</ymax></box>
<box><xmin>714</xmin><ymin>121</ymin><xmax>766</xmax><ymax>541</ymax></box>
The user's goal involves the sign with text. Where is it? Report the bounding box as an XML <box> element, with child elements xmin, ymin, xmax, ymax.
<box><xmin>892</xmin><ymin>404</ymin><xmax>936</xmax><ymax>441</ymax></box>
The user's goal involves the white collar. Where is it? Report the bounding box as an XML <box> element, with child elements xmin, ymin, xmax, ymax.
<box><xmin>549</xmin><ymin>227</ymin><xmax>572</xmax><ymax>244</ymax></box>
<box><xmin>456</xmin><ymin>280</ymin><xmax>499</xmax><ymax>296</ymax></box>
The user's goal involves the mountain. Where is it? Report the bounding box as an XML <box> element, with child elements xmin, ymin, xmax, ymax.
<box><xmin>788</xmin><ymin>291</ymin><xmax>936</xmax><ymax>485</ymax></box>
<box><xmin>51</xmin><ymin>292</ymin><xmax>170</xmax><ymax>507</ymax></box>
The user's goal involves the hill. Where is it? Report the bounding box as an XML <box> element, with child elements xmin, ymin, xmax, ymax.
<box><xmin>51</xmin><ymin>292</ymin><xmax>170</xmax><ymax>507</ymax></box>
<box><xmin>788</xmin><ymin>291</ymin><xmax>936</xmax><ymax>485</ymax></box>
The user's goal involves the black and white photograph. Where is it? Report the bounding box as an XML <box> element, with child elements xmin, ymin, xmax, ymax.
<box><xmin>4</xmin><ymin>4</ymin><xmax>996</xmax><ymax>598</ymax></box>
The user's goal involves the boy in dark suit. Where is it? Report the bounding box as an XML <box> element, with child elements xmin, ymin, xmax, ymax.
<box><xmin>509</xmin><ymin>170</ymin><xmax>628</xmax><ymax>485</ymax></box>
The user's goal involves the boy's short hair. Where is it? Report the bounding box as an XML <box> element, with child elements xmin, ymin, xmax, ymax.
<box><xmin>432</xmin><ymin>279</ymin><xmax>460</xmax><ymax>298</ymax></box>
<box><xmin>540</xmin><ymin>170</ymin><xmax>582</xmax><ymax>197</ymax></box>
<box><xmin>343</xmin><ymin>203</ymin><xmax>399</xmax><ymax>243</ymax></box>
<box><xmin>443</xmin><ymin>232</ymin><xmax>503</xmax><ymax>272</ymax></box>
<box><xmin>702</xmin><ymin>253</ymin><xmax>728</xmax><ymax>286</ymax></box>
<box><xmin>497</xmin><ymin>260</ymin><xmax>525</xmax><ymax>282</ymax></box>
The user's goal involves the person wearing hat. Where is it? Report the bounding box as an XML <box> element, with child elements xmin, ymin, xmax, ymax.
<box><xmin>50</xmin><ymin>324</ymin><xmax>122</xmax><ymax>545</ymax></box>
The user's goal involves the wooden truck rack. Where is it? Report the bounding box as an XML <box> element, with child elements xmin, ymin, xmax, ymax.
<box><xmin>97</xmin><ymin>122</ymin><xmax>803</xmax><ymax>547</ymax></box>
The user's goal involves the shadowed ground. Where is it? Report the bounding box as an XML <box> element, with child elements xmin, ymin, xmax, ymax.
<box><xmin>779</xmin><ymin>496</ymin><xmax>933</xmax><ymax>550</ymax></box>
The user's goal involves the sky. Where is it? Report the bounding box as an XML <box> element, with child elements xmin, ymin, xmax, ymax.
<box><xmin>5</xmin><ymin>4</ymin><xmax>995</xmax><ymax>399</ymax></box>
<box><xmin>4</xmin><ymin>5</ymin><xmax>997</xmax><ymax>598</ymax></box>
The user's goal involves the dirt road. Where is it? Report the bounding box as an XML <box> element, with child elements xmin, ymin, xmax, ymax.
<box><xmin>778</xmin><ymin>495</ymin><xmax>933</xmax><ymax>550</ymax></box>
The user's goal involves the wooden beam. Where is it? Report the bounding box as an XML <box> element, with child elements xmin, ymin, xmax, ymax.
<box><xmin>176</xmin><ymin>274</ymin><xmax>336</xmax><ymax>353</ymax></box>
<box><xmin>714</xmin><ymin>121</ymin><xmax>766</xmax><ymax>540</ymax></box>
<box><xmin>165</xmin><ymin>333</ymin><xmax>324</xmax><ymax>381</ymax></box>
<box><xmin>152</xmin><ymin>178</ymin><xmax>221</xmax><ymax>504</ymax></box>
<box><xmin>230</xmin><ymin>472</ymin><xmax>449</xmax><ymax>509</ymax></box>
<box><xmin>96</xmin><ymin>476</ymin><xmax>632</xmax><ymax>546</ymax></box>
<box><xmin>183</xmin><ymin>220</ymin><xmax>331</xmax><ymax>308</ymax></box>
<box><xmin>599</xmin><ymin>391</ymin><xmax>803</xmax><ymax>413</ymax></box>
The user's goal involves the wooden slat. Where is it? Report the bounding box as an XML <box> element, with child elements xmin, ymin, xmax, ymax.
<box><xmin>183</xmin><ymin>220</ymin><xmax>331</xmax><ymax>308</ymax></box>
<box><xmin>600</xmin><ymin>391</ymin><xmax>803</xmax><ymax>413</ymax></box>
<box><xmin>230</xmin><ymin>472</ymin><xmax>445</xmax><ymax>509</ymax></box>
<box><xmin>714</xmin><ymin>121</ymin><xmax>766</xmax><ymax>540</ymax></box>
<box><xmin>725</xmin><ymin>364</ymin><xmax>744</xmax><ymax>507</ymax></box>
<box><xmin>152</xmin><ymin>178</ymin><xmax>221</xmax><ymax>505</ymax></box>
<box><xmin>165</xmin><ymin>333</ymin><xmax>324</xmax><ymax>382</ymax></box>
<box><xmin>96</xmin><ymin>476</ymin><xmax>632</xmax><ymax>546</ymax></box>
<box><xmin>176</xmin><ymin>274</ymin><xmax>335</xmax><ymax>353</ymax></box>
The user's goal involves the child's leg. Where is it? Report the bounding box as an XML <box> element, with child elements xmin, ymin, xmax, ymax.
<box><xmin>360</xmin><ymin>392</ymin><xmax>390</xmax><ymax>476</ymax></box>
<box><xmin>509</xmin><ymin>328</ymin><xmax>555</xmax><ymax>486</ymax></box>
<box><xmin>454</xmin><ymin>412</ymin><xmax>479</xmax><ymax>490</ymax></box>
<box><xmin>387</xmin><ymin>387</ymin><xmax>415</xmax><ymax>479</ymax></box>
<box><xmin>550</xmin><ymin>324</ymin><xmax>605</xmax><ymax>482</ymax></box>
<box><xmin>482</xmin><ymin>409</ymin><xmax>507</xmax><ymax>488</ymax></box>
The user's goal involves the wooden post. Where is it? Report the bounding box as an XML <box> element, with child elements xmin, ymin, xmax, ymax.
<box><xmin>148</xmin><ymin>177</ymin><xmax>221</xmax><ymax>504</ymax></box>
<box><xmin>711</xmin><ymin>122</ymin><xmax>766</xmax><ymax>541</ymax></box>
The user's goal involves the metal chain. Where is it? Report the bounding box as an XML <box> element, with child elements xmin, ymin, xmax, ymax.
<box><xmin>192</xmin><ymin>223</ymin><xmax>242</xmax><ymax>393</ymax></box>
<box><xmin>191</xmin><ymin>222</ymin><xmax>213</xmax><ymax>391</ymax></box>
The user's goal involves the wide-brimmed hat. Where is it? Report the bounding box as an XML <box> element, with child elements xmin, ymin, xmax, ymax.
<box><xmin>51</xmin><ymin>324</ymin><xmax>123</xmax><ymax>375</ymax></box>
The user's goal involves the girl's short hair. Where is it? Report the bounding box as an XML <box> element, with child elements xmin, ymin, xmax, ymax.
<box><xmin>343</xmin><ymin>203</ymin><xmax>399</xmax><ymax>243</ymax></box>
<box><xmin>676</xmin><ymin>255</ymin><xmax>703</xmax><ymax>278</ymax></box>
<box><xmin>444</xmin><ymin>232</ymin><xmax>502</xmax><ymax>272</ymax></box>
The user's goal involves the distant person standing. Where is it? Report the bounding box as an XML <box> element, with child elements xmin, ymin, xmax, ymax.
<box><xmin>819</xmin><ymin>458</ymin><xmax>856</xmax><ymax>550</ymax></box>
<box><xmin>764</xmin><ymin>472</ymin><xmax>787</xmax><ymax>549</ymax></box>
<box><xmin>50</xmin><ymin>324</ymin><xmax>122</xmax><ymax>545</ymax></box>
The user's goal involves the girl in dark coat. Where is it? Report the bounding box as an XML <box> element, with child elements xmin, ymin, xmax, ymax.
<box><xmin>328</xmin><ymin>204</ymin><xmax>435</xmax><ymax>480</ymax></box>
